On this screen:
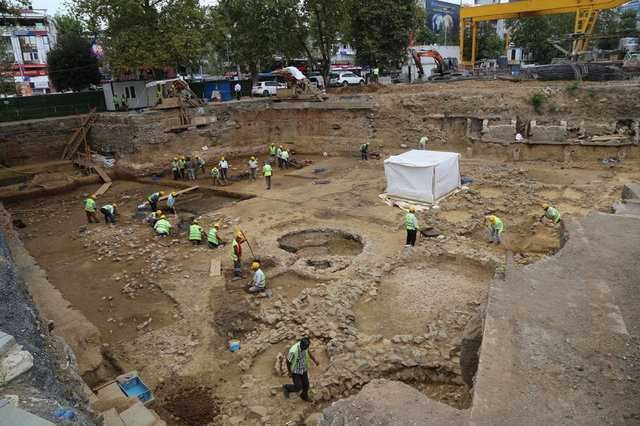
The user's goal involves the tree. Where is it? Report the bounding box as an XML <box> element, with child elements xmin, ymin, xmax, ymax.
<box><xmin>0</xmin><ymin>41</ymin><xmax>16</xmax><ymax>96</ymax></box>
<box><xmin>305</xmin><ymin>0</ymin><xmax>349</xmax><ymax>86</ymax></box>
<box><xmin>70</xmin><ymin>0</ymin><xmax>210</xmax><ymax>75</ymax></box>
<box><xmin>477</xmin><ymin>23</ymin><xmax>504</xmax><ymax>60</ymax></box>
<box><xmin>0</xmin><ymin>0</ymin><xmax>26</xmax><ymax>15</ymax></box>
<box><xmin>53</xmin><ymin>14</ymin><xmax>84</xmax><ymax>36</ymax></box>
<box><xmin>619</xmin><ymin>10</ymin><xmax>638</xmax><ymax>34</ymax></box>
<box><xmin>508</xmin><ymin>14</ymin><xmax>574</xmax><ymax>64</ymax></box>
<box><xmin>48</xmin><ymin>33</ymin><xmax>101</xmax><ymax>91</ymax></box>
<box><xmin>349</xmin><ymin>0</ymin><xmax>418</xmax><ymax>70</ymax></box>
<box><xmin>595</xmin><ymin>10</ymin><xmax>620</xmax><ymax>50</ymax></box>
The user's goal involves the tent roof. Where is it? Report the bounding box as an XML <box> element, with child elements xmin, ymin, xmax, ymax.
<box><xmin>384</xmin><ymin>150</ymin><xmax>459</xmax><ymax>168</ymax></box>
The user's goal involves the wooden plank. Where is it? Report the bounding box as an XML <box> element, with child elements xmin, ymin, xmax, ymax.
<box><xmin>158</xmin><ymin>186</ymin><xmax>199</xmax><ymax>201</ymax></box>
<box><xmin>94</xmin><ymin>182</ymin><xmax>112</xmax><ymax>196</ymax></box>
<box><xmin>209</xmin><ymin>258</ymin><xmax>221</xmax><ymax>277</ymax></box>
<box><xmin>94</xmin><ymin>166</ymin><xmax>112</xmax><ymax>183</ymax></box>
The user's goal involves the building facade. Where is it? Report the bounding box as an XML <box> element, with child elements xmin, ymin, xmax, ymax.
<box><xmin>0</xmin><ymin>8</ymin><xmax>57</xmax><ymax>95</ymax></box>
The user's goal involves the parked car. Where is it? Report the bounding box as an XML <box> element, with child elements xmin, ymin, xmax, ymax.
<box><xmin>329</xmin><ymin>72</ymin><xmax>365</xmax><ymax>87</ymax></box>
<box><xmin>308</xmin><ymin>75</ymin><xmax>324</xmax><ymax>89</ymax></box>
<box><xmin>251</xmin><ymin>81</ymin><xmax>287</xmax><ymax>96</ymax></box>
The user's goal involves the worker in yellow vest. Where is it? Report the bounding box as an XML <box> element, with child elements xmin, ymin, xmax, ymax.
<box><xmin>263</xmin><ymin>161</ymin><xmax>272</xmax><ymax>190</ymax></box>
<box><xmin>188</xmin><ymin>219</ymin><xmax>205</xmax><ymax>245</ymax></box>
<box><xmin>486</xmin><ymin>215</ymin><xmax>504</xmax><ymax>244</ymax></box>
<box><xmin>282</xmin><ymin>337</ymin><xmax>320</xmax><ymax>402</ymax></box>
<box><xmin>541</xmin><ymin>203</ymin><xmax>561</xmax><ymax>224</ymax></box>
<box><xmin>269</xmin><ymin>144</ymin><xmax>277</xmax><ymax>159</ymax></box>
<box><xmin>154</xmin><ymin>215</ymin><xmax>172</xmax><ymax>236</ymax></box>
<box><xmin>404</xmin><ymin>206</ymin><xmax>418</xmax><ymax>247</ymax></box>
<box><xmin>84</xmin><ymin>194</ymin><xmax>99</xmax><ymax>224</ymax></box>
<box><xmin>231</xmin><ymin>233</ymin><xmax>245</xmax><ymax>279</ymax></box>
<box><xmin>207</xmin><ymin>223</ymin><xmax>223</xmax><ymax>248</ymax></box>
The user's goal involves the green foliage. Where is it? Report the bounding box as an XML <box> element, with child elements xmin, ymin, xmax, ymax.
<box><xmin>565</xmin><ymin>81</ymin><xmax>580</xmax><ymax>95</ymax></box>
<box><xmin>47</xmin><ymin>33</ymin><xmax>101</xmax><ymax>91</ymax></box>
<box><xmin>0</xmin><ymin>0</ymin><xmax>26</xmax><ymax>15</ymax></box>
<box><xmin>0</xmin><ymin>41</ymin><xmax>16</xmax><ymax>96</ymax></box>
<box><xmin>529</xmin><ymin>91</ymin><xmax>546</xmax><ymax>114</ymax></box>
<box><xmin>70</xmin><ymin>0</ymin><xmax>210</xmax><ymax>74</ymax></box>
<box><xmin>305</xmin><ymin>0</ymin><xmax>349</xmax><ymax>85</ymax></box>
<box><xmin>620</xmin><ymin>10</ymin><xmax>638</xmax><ymax>34</ymax></box>
<box><xmin>53</xmin><ymin>14</ymin><xmax>84</xmax><ymax>37</ymax></box>
<box><xmin>348</xmin><ymin>0</ymin><xmax>417</xmax><ymax>70</ymax></box>
<box><xmin>508</xmin><ymin>14</ymin><xmax>574</xmax><ymax>64</ymax></box>
<box><xmin>477</xmin><ymin>23</ymin><xmax>504</xmax><ymax>60</ymax></box>
<box><xmin>214</xmin><ymin>0</ymin><xmax>306</xmax><ymax>76</ymax></box>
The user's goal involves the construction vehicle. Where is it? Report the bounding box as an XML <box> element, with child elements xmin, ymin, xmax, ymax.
<box><xmin>460</xmin><ymin>0</ymin><xmax>631</xmax><ymax>67</ymax></box>
<box><xmin>271</xmin><ymin>67</ymin><xmax>327</xmax><ymax>101</ymax></box>
<box><xmin>410</xmin><ymin>49</ymin><xmax>458</xmax><ymax>80</ymax></box>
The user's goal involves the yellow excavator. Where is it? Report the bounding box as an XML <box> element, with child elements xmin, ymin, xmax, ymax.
<box><xmin>460</xmin><ymin>0</ymin><xmax>631</xmax><ymax>67</ymax></box>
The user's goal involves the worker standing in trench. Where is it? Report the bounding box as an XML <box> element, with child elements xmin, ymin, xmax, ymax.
<box><xmin>231</xmin><ymin>233</ymin><xmax>246</xmax><ymax>279</ymax></box>
<box><xmin>404</xmin><ymin>206</ymin><xmax>418</xmax><ymax>247</ymax></box>
<box><xmin>360</xmin><ymin>142</ymin><xmax>369</xmax><ymax>160</ymax></box>
<box><xmin>282</xmin><ymin>337</ymin><xmax>320</xmax><ymax>402</ymax></box>
<box><xmin>248</xmin><ymin>156</ymin><xmax>258</xmax><ymax>181</ymax></box>
<box><xmin>171</xmin><ymin>157</ymin><xmax>180</xmax><ymax>180</ymax></box>
<box><xmin>84</xmin><ymin>194</ymin><xmax>99</xmax><ymax>224</ymax></box>
<box><xmin>419</xmin><ymin>136</ymin><xmax>429</xmax><ymax>150</ymax></box>
<box><xmin>219</xmin><ymin>157</ymin><xmax>229</xmax><ymax>184</ymax></box>
<box><xmin>263</xmin><ymin>161</ymin><xmax>272</xmax><ymax>190</ymax></box>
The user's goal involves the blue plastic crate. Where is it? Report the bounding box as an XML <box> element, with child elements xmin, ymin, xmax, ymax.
<box><xmin>118</xmin><ymin>376</ymin><xmax>154</xmax><ymax>405</ymax></box>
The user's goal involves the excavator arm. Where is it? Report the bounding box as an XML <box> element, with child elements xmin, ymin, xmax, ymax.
<box><xmin>459</xmin><ymin>0</ymin><xmax>630</xmax><ymax>66</ymax></box>
<box><xmin>411</xmin><ymin>49</ymin><xmax>448</xmax><ymax>79</ymax></box>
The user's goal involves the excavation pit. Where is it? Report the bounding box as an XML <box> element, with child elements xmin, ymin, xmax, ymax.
<box><xmin>278</xmin><ymin>229</ymin><xmax>364</xmax><ymax>257</ymax></box>
<box><xmin>269</xmin><ymin>271</ymin><xmax>324</xmax><ymax>300</ymax></box>
<box><xmin>355</xmin><ymin>256</ymin><xmax>494</xmax><ymax>339</ymax></box>
<box><xmin>155</xmin><ymin>378</ymin><xmax>219</xmax><ymax>426</ymax></box>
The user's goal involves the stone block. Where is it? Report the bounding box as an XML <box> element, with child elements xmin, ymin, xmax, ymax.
<box><xmin>622</xmin><ymin>183</ymin><xmax>640</xmax><ymax>201</ymax></box>
<box><xmin>120</xmin><ymin>401</ymin><xmax>162</xmax><ymax>426</ymax></box>
<box><xmin>0</xmin><ymin>400</ymin><xmax>55</xmax><ymax>426</ymax></box>
<box><xmin>0</xmin><ymin>332</ymin><xmax>16</xmax><ymax>357</ymax></box>
<box><xmin>0</xmin><ymin>347</ymin><xmax>34</xmax><ymax>385</ymax></box>
<box><xmin>102</xmin><ymin>408</ymin><xmax>125</xmax><ymax>426</ymax></box>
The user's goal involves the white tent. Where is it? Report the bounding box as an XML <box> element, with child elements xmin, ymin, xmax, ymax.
<box><xmin>384</xmin><ymin>150</ymin><xmax>460</xmax><ymax>203</ymax></box>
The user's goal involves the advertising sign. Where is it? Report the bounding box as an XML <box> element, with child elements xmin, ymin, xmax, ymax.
<box><xmin>425</xmin><ymin>0</ymin><xmax>460</xmax><ymax>42</ymax></box>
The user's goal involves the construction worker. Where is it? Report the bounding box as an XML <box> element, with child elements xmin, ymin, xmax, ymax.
<box><xmin>196</xmin><ymin>156</ymin><xmax>206</xmax><ymax>176</ymax></box>
<box><xmin>360</xmin><ymin>142</ymin><xmax>369</xmax><ymax>160</ymax></box>
<box><xmin>419</xmin><ymin>136</ymin><xmax>428</xmax><ymax>150</ymax></box>
<box><xmin>100</xmin><ymin>203</ymin><xmax>117</xmax><ymax>224</ymax></box>
<box><xmin>246</xmin><ymin>261</ymin><xmax>266</xmax><ymax>293</ymax></box>
<box><xmin>231</xmin><ymin>233</ymin><xmax>245</xmax><ymax>278</ymax></box>
<box><xmin>171</xmin><ymin>157</ymin><xmax>179</xmax><ymax>180</ymax></box>
<box><xmin>281</xmin><ymin>148</ymin><xmax>290</xmax><ymax>169</ymax></box>
<box><xmin>147</xmin><ymin>191</ymin><xmax>164</xmax><ymax>212</ymax></box>
<box><xmin>263</xmin><ymin>161</ymin><xmax>272</xmax><ymax>190</ymax></box>
<box><xmin>234</xmin><ymin>81</ymin><xmax>242</xmax><ymax>101</ymax></box>
<box><xmin>185</xmin><ymin>156</ymin><xmax>196</xmax><ymax>180</ymax></box>
<box><xmin>248</xmin><ymin>156</ymin><xmax>258</xmax><ymax>181</ymax></box>
<box><xmin>84</xmin><ymin>194</ymin><xmax>99</xmax><ymax>223</ymax></box>
<box><xmin>177</xmin><ymin>156</ymin><xmax>186</xmax><ymax>180</ymax></box>
<box><xmin>167</xmin><ymin>192</ymin><xmax>177</xmax><ymax>213</ymax></box>
<box><xmin>541</xmin><ymin>203</ymin><xmax>561</xmax><ymax>224</ymax></box>
<box><xmin>146</xmin><ymin>210</ymin><xmax>162</xmax><ymax>227</ymax></box>
<box><xmin>188</xmin><ymin>219</ymin><xmax>205</xmax><ymax>245</ymax></box>
<box><xmin>219</xmin><ymin>157</ymin><xmax>229</xmax><ymax>183</ymax></box>
<box><xmin>404</xmin><ymin>206</ymin><xmax>418</xmax><ymax>247</ymax></box>
<box><xmin>269</xmin><ymin>143</ymin><xmax>277</xmax><ymax>159</ymax></box>
<box><xmin>113</xmin><ymin>94</ymin><xmax>121</xmax><ymax>111</ymax></box>
<box><xmin>276</xmin><ymin>145</ymin><xmax>283</xmax><ymax>168</ymax></box>
<box><xmin>486</xmin><ymin>215</ymin><xmax>504</xmax><ymax>244</ymax></box>
<box><xmin>207</xmin><ymin>223</ymin><xmax>222</xmax><ymax>248</ymax></box>
<box><xmin>282</xmin><ymin>337</ymin><xmax>320</xmax><ymax>402</ymax></box>
<box><xmin>210</xmin><ymin>166</ymin><xmax>221</xmax><ymax>186</ymax></box>
<box><xmin>154</xmin><ymin>215</ymin><xmax>172</xmax><ymax>236</ymax></box>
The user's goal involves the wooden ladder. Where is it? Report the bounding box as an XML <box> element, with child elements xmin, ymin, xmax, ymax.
<box><xmin>61</xmin><ymin>108</ymin><xmax>98</xmax><ymax>160</ymax></box>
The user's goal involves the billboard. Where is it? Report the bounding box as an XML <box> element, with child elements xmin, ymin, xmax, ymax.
<box><xmin>425</xmin><ymin>0</ymin><xmax>460</xmax><ymax>42</ymax></box>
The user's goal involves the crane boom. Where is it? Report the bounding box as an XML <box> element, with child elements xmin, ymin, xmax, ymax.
<box><xmin>459</xmin><ymin>0</ymin><xmax>630</xmax><ymax>66</ymax></box>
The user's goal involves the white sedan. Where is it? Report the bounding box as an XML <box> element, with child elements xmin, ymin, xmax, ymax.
<box><xmin>251</xmin><ymin>81</ymin><xmax>287</xmax><ymax>96</ymax></box>
<box><xmin>329</xmin><ymin>72</ymin><xmax>365</xmax><ymax>87</ymax></box>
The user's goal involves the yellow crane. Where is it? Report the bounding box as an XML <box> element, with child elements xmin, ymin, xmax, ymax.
<box><xmin>459</xmin><ymin>0</ymin><xmax>630</xmax><ymax>67</ymax></box>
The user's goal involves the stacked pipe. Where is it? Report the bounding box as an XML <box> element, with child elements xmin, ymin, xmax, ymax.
<box><xmin>525</xmin><ymin>63</ymin><xmax>624</xmax><ymax>81</ymax></box>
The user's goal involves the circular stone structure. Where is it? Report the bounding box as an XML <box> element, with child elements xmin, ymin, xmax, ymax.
<box><xmin>278</xmin><ymin>229</ymin><xmax>364</xmax><ymax>275</ymax></box>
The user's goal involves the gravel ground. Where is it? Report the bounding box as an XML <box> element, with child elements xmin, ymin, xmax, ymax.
<box><xmin>0</xmin><ymin>227</ymin><xmax>96</xmax><ymax>425</ymax></box>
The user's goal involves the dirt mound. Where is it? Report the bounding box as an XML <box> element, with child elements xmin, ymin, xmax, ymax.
<box><xmin>156</xmin><ymin>377</ymin><xmax>219</xmax><ymax>426</ymax></box>
<box><xmin>331</xmin><ymin>83</ymin><xmax>385</xmax><ymax>95</ymax></box>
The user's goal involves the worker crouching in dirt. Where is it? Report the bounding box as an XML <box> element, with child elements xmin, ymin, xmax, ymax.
<box><xmin>145</xmin><ymin>210</ymin><xmax>162</xmax><ymax>227</ymax></box>
<box><xmin>100</xmin><ymin>203</ymin><xmax>117</xmax><ymax>224</ymax></box>
<box><xmin>282</xmin><ymin>337</ymin><xmax>320</xmax><ymax>402</ymax></box>
<box><xmin>486</xmin><ymin>215</ymin><xmax>504</xmax><ymax>244</ymax></box>
<box><xmin>246</xmin><ymin>261</ymin><xmax>266</xmax><ymax>293</ymax></box>
<box><xmin>207</xmin><ymin>223</ymin><xmax>223</xmax><ymax>248</ymax></box>
<box><xmin>84</xmin><ymin>194</ymin><xmax>99</xmax><ymax>224</ymax></box>
<box><xmin>404</xmin><ymin>206</ymin><xmax>418</xmax><ymax>247</ymax></box>
<box><xmin>541</xmin><ymin>203</ymin><xmax>561</xmax><ymax>225</ymax></box>
<box><xmin>188</xmin><ymin>220</ymin><xmax>205</xmax><ymax>245</ymax></box>
<box><xmin>154</xmin><ymin>215</ymin><xmax>172</xmax><ymax>236</ymax></box>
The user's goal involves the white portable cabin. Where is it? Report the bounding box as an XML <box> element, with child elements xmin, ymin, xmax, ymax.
<box><xmin>384</xmin><ymin>150</ymin><xmax>461</xmax><ymax>203</ymax></box>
